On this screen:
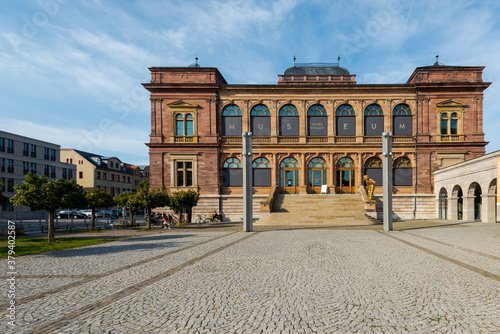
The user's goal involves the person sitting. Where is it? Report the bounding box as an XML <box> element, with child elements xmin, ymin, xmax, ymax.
<box><xmin>212</xmin><ymin>210</ymin><xmax>218</xmax><ymax>221</ymax></box>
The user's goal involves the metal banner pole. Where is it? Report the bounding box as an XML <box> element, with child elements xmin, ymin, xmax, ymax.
<box><xmin>242</xmin><ymin>132</ymin><xmax>253</xmax><ymax>232</ymax></box>
<box><xmin>382</xmin><ymin>132</ymin><xmax>393</xmax><ymax>231</ymax></box>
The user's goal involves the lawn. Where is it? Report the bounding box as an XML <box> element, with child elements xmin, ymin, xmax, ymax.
<box><xmin>0</xmin><ymin>235</ymin><xmax>125</xmax><ymax>258</ymax></box>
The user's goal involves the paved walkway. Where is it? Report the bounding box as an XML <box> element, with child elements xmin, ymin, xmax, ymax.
<box><xmin>2</xmin><ymin>222</ymin><xmax>499</xmax><ymax>333</ymax></box>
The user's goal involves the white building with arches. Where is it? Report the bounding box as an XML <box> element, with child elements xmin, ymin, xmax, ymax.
<box><xmin>434</xmin><ymin>150</ymin><xmax>499</xmax><ymax>223</ymax></box>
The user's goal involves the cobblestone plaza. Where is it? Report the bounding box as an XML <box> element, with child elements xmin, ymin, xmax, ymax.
<box><xmin>2</xmin><ymin>223</ymin><xmax>499</xmax><ymax>333</ymax></box>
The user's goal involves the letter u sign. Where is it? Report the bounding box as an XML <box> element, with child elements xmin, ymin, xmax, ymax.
<box><xmin>258</xmin><ymin>124</ymin><xmax>263</xmax><ymax>130</ymax></box>
<box><xmin>371</xmin><ymin>123</ymin><xmax>377</xmax><ymax>129</ymax></box>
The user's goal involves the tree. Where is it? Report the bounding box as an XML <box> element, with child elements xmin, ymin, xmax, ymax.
<box><xmin>134</xmin><ymin>182</ymin><xmax>170</xmax><ymax>229</ymax></box>
<box><xmin>10</xmin><ymin>173</ymin><xmax>87</xmax><ymax>243</ymax></box>
<box><xmin>114</xmin><ymin>191</ymin><xmax>140</xmax><ymax>222</ymax></box>
<box><xmin>170</xmin><ymin>189</ymin><xmax>200</xmax><ymax>223</ymax></box>
<box><xmin>85</xmin><ymin>188</ymin><xmax>114</xmax><ymax>230</ymax></box>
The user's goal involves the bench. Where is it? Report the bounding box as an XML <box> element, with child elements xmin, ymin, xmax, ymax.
<box><xmin>112</xmin><ymin>220</ymin><xmax>140</xmax><ymax>229</ymax></box>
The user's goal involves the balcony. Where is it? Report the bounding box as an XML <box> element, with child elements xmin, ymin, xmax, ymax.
<box><xmin>174</xmin><ymin>136</ymin><xmax>197</xmax><ymax>143</ymax></box>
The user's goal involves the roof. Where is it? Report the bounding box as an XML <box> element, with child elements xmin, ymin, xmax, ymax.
<box><xmin>284</xmin><ymin>63</ymin><xmax>350</xmax><ymax>76</ymax></box>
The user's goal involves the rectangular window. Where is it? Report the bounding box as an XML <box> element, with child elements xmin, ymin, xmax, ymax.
<box><xmin>111</xmin><ymin>174</ymin><xmax>114</xmax><ymax>181</ymax></box>
<box><xmin>31</xmin><ymin>163</ymin><xmax>37</xmax><ymax>174</ymax></box>
<box><xmin>62</xmin><ymin>168</ymin><xmax>67</xmax><ymax>179</ymax></box>
<box><xmin>96</xmin><ymin>171</ymin><xmax>101</xmax><ymax>179</ymax></box>
<box><xmin>336</xmin><ymin>116</ymin><xmax>356</xmax><ymax>136</ymax></box>
<box><xmin>68</xmin><ymin>169</ymin><xmax>73</xmax><ymax>180</ymax></box>
<box><xmin>223</xmin><ymin>168</ymin><xmax>242</xmax><ymax>187</ymax></box>
<box><xmin>122</xmin><ymin>175</ymin><xmax>126</xmax><ymax>182</ymax></box>
<box><xmin>7</xmin><ymin>159</ymin><xmax>14</xmax><ymax>173</ymax></box>
<box><xmin>441</xmin><ymin>119</ymin><xmax>447</xmax><ymax>135</ymax></box>
<box><xmin>23</xmin><ymin>143</ymin><xmax>29</xmax><ymax>156</ymax></box>
<box><xmin>1</xmin><ymin>178</ymin><xmax>5</xmax><ymax>191</ymax></box>
<box><xmin>50</xmin><ymin>166</ymin><xmax>56</xmax><ymax>178</ymax></box>
<box><xmin>44</xmin><ymin>147</ymin><xmax>50</xmax><ymax>160</ymax></box>
<box><xmin>450</xmin><ymin>119</ymin><xmax>458</xmax><ymax>135</ymax></box>
<box><xmin>0</xmin><ymin>137</ymin><xmax>4</xmax><ymax>152</ymax></box>
<box><xmin>176</xmin><ymin>161</ymin><xmax>193</xmax><ymax>187</ymax></box>
<box><xmin>44</xmin><ymin>165</ymin><xmax>50</xmax><ymax>177</ymax></box>
<box><xmin>7</xmin><ymin>139</ymin><xmax>14</xmax><ymax>153</ymax></box>
<box><xmin>79</xmin><ymin>171</ymin><xmax>83</xmax><ymax>179</ymax></box>
<box><xmin>127</xmin><ymin>176</ymin><xmax>130</xmax><ymax>183</ymax></box>
<box><xmin>7</xmin><ymin>178</ymin><xmax>14</xmax><ymax>192</ymax></box>
<box><xmin>23</xmin><ymin>161</ymin><xmax>30</xmax><ymax>175</ymax></box>
<box><xmin>30</xmin><ymin>144</ymin><xmax>37</xmax><ymax>158</ymax></box>
<box><xmin>1</xmin><ymin>158</ymin><xmax>4</xmax><ymax>173</ymax></box>
<box><xmin>280</xmin><ymin>117</ymin><xmax>299</xmax><ymax>136</ymax></box>
<box><xmin>253</xmin><ymin>169</ymin><xmax>271</xmax><ymax>187</ymax></box>
<box><xmin>3</xmin><ymin>198</ymin><xmax>14</xmax><ymax>211</ymax></box>
<box><xmin>50</xmin><ymin>149</ymin><xmax>56</xmax><ymax>161</ymax></box>
<box><xmin>103</xmin><ymin>173</ymin><xmax>107</xmax><ymax>180</ymax></box>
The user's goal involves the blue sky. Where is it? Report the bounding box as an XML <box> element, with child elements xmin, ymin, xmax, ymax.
<box><xmin>1</xmin><ymin>0</ymin><xmax>500</xmax><ymax>165</ymax></box>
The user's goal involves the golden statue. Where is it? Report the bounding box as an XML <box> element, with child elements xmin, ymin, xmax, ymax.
<box><xmin>363</xmin><ymin>175</ymin><xmax>376</xmax><ymax>200</ymax></box>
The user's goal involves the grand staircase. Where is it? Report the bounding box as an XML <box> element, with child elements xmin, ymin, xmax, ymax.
<box><xmin>255</xmin><ymin>194</ymin><xmax>380</xmax><ymax>226</ymax></box>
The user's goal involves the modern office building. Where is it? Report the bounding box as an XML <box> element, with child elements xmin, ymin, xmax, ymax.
<box><xmin>0</xmin><ymin>130</ymin><xmax>76</xmax><ymax>218</ymax></box>
<box><xmin>143</xmin><ymin>60</ymin><xmax>490</xmax><ymax>219</ymax></box>
<box><xmin>60</xmin><ymin>149</ymin><xmax>149</xmax><ymax>195</ymax></box>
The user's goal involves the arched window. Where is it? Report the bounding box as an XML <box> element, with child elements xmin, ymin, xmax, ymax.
<box><xmin>393</xmin><ymin>157</ymin><xmax>412</xmax><ymax>186</ymax></box>
<box><xmin>279</xmin><ymin>105</ymin><xmax>299</xmax><ymax>136</ymax></box>
<box><xmin>222</xmin><ymin>105</ymin><xmax>242</xmax><ymax>136</ymax></box>
<box><xmin>392</xmin><ymin>104</ymin><xmax>412</xmax><ymax>136</ymax></box>
<box><xmin>252</xmin><ymin>157</ymin><xmax>271</xmax><ymax>187</ymax></box>
<box><xmin>223</xmin><ymin>158</ymin><xmax>242</xmax><ymax>187</ymax></box>
<box><xmin>175</xmin><ymin>113</ymin><xmax>194</xmax><ymax>137</ymax></box>
<box><xmin>250</xmin><ymin>104</ymin><xmax>270</xmax><ymax>136</ymax></box>
<box><xmin>336</xmin><ymin>104</ymin><xmax>355</xmax><ymax>136</ymax></box>
<box><xmin>364</xmin><ymin>104</ymin><xmax>384</xmax><ymax>136</ymax></box>
<box><xmin>307</xmin><ymin>105</ymin><xmax>327</xmax><ymax>136</ymax></box>
<box><xmin>364</xmin><ymin>157</ymin><xmax>383</xmax><ymax>185</ymax></box>
<box><xmin>308</xmin><ymin>157</ymin><xmax>327</xmax><ymax>189</ymax></box>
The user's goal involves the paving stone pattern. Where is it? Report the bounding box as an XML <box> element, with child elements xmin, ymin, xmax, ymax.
<box><xmin>2</xmin><ymin>224</ymin><xmax>500</xmax><ymax>333</ymax></box>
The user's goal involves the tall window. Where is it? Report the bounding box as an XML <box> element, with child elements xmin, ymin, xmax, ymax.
<box><xmin>252</xmin><ymin>158</ymin><xmax>271</xmax><ymax>187</ymax></box>
<box><xmin>0</xmin><ymin>137</ymin><xmax>4</xmax><ymax>152</ymax></box>
<box><xmin>31</xmin><ymin>163</ymin><xmax>37</xmax><ymax>174</ymax></box>
<box><xmin>23</xmin><ymin>161</ymin><xmax>30</xmax><ymax>175</ymax></box>
<box><xmin>279</xmin><ymin>104</ymin><xmax>299</xmax><ymax>136</ymax></box>
<box><xmin>250</xmin><ymin>105</ymin><xmax>271</xmax><ymax>136</ymax></box>
<box><xmin>176</xmin><ymin>161</ymin><xmax>193</xmax><ymax>187</ymax></box>
<box><xmin>23</xmin><ymin>143</ymin><xmax>29</xmax><ymax>156</ymax></box>
<box><xmin>176</xmin><ymin>114</ymin><xmax>194</xmax><ymax>136</ymax></box>
<box><xmin>222</xmin><ymin>105</ymin><xmax>242</xmax><ymax>136</ymax></box>
<box><xmin>223</xmin><ymin>158</ymin><xmax>242</xmax><ymax>187</ymax></box>
<box><xmin>393</xmin><ymin>104</ymin><xmax>412</xmax><ymax>136</ymax></box>
<box><xmin>441</xmin><ymin>113</ymin><xmax>458</xmax><ymax>135</ymax></box>
<box><xmin>50</xmin><ymin>166</ymin><xmax>56</xmax><ymax>178</ymax></box>
<box><xmin>7</xmin><ymin>159</ymin><xmax>14</xmax><ymax>173</ymax></box>
<box><xmin>336</xmin><ymin>104</ymin><xmax>355</xmax><ymax>136</ymax></box>
<box><xmin>44</xmin><ymin>147</ymin><xmax>50</xmax><ymax>160</ymax></box>
<box><xmin>44</xmin><ymin>165</ymin><xmax>50</xmax><ymax>177</ymax></box>
<box><xmin>364</xmin><ymin>157</ymin><xmax>383</xmax><ymax>185</ymax></box>
<box><xmin>0</xmin><ymin>158</ymin><xmax>4</xmax><ymax>173</ymax></box>
<box><xmin>6</xmin><ymin>139</ymin><xmax>14</xmax><ymax>153</ymax></box>
<box><xmin>50</xmin><ymin>149</ymin><xmax>56</xmax><ymax>161</ymax></box>
<box><xmin>364</xmin><ymin>104</ymin><xmax>384</xmax><ymax>136</ymax></box>
<box><xmin>7</xmin><ymin>179</ymin><xmax>14</xmax><ymax>192</ymax></box>
<box><xmin>63</xmin><ymin>168</ymin><xmax>67</xmax><ymax>179</ymax></box>
<box><xmin>307</xmin><ymin>105</ymin><xmax>327</xmax><ymax>136</ymax></box>
<box><xmin>30</xmin><ymin>144</ymin><xmax>37</xmax><ymax>158</ymax></box>
<box><xmin>68</xmin><ymin>169</ymin><xmax>73</xmax><ymax>180</ymax></box>
<box><xmin>393</xmin><ymin>157</ymin><xmax>412</xmax><ymax>186</ymax></box>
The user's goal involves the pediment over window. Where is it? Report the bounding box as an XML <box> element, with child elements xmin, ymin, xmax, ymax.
<box><xmin>435</xmin><ymin>99</ymin><xmax>468</xmax><ymax>108</ymax></box>
<box><xmin>167</xmin><ymin>100</ymin><xmax>200</xmax><ymax>109</ymax></box>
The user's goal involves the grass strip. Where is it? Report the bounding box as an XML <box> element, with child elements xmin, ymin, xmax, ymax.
<box><xmin>0</xmin><ymin>235</ymin><xmax>125</xmax><ymax>258</ymax></box>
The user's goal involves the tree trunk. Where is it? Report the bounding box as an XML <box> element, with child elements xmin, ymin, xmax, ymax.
<box><xmin>146</xmin><ymin>208</ymin><xmax>151</xmax><ymax>229</ymax></box>
<box><xmin>48</xmin><ymin>210</ymin><xmax>55</xmax><ymax>243</ymax></box>
<box><xmin>91</xmin><ymin>207</ymin><xmax>96</xmax><ymax>230</ymax></box>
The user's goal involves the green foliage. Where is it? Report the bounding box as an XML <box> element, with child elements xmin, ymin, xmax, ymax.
<box><xmin>86</xmin><ymin>188</ymin><xmax>114</xmax><ymax>229</ymax></box>
<box><xmin>86</xmin><ymin>188</ymin><xmax>114</xmax><ymax>209</ymax></box>
<box><xmin>10</xmin><ymin>173</ymin><xmax>87</xmax><ymax>211</ymax></box>
<box><xmin>133</xmin><ymin>182</ymin><xmax>170</xmax><ymax>228</ymax></box>
<box><xmin>170</xmin><ymin>189</ymin><xmax>200</xmax><ymax>213</ymax></box>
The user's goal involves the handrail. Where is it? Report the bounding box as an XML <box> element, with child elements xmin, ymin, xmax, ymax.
<box><xmin>260</xmin><ymin>185</ymin><xmax>277</xmax><ymax>215</ymax></box>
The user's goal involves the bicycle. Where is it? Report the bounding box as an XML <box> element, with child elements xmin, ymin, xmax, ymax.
<box><xmin>194</xmin><ymin>215</ymin><xmax>213</xmax><ymax>225</ymax></box>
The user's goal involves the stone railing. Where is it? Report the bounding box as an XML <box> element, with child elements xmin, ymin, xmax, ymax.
<box><xmin>260</xmin><ymin>185</ymin><xmax>277</xmax><ymax>218</ymax></box>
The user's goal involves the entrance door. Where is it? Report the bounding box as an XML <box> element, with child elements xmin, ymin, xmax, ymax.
<box><xmin>336</xmin><ymin>157</ymin><xmax>355</xmax><ymax>193</ymax></box>
<box><xmin>280</xmin><ymin>158</ymin><xmax>299</xmax><ymax>194</ymax></box>
<box><xmin>308</xmin><ymin>157</ymin><xmax>327</xmax><ymax>193</ymax></box>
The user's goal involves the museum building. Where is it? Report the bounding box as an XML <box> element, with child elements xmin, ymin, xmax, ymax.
<box><xmin>143</xmin><ymin>61</ymin><xmax>489</xmax><ymax>220</ymax></box>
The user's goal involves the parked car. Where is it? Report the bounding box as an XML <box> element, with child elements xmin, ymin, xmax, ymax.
<box><xmin>100</xmin><ymin>209</ymin><xmax>117</xmax><ymax>218</ymax></box>
<box><xmin>58</xmin><ymin>210</ymin><xmax>86</xmax><ymax>219</ymax></box>
<box><xmin>111</xmin><ymin>208</ymin><xmax>124</xmax><ymax>217</ymax></box>
<box><xmin>79</xmin><ymin>209</ymin><xmax>104</xmax><ymax>218</ymax></box>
